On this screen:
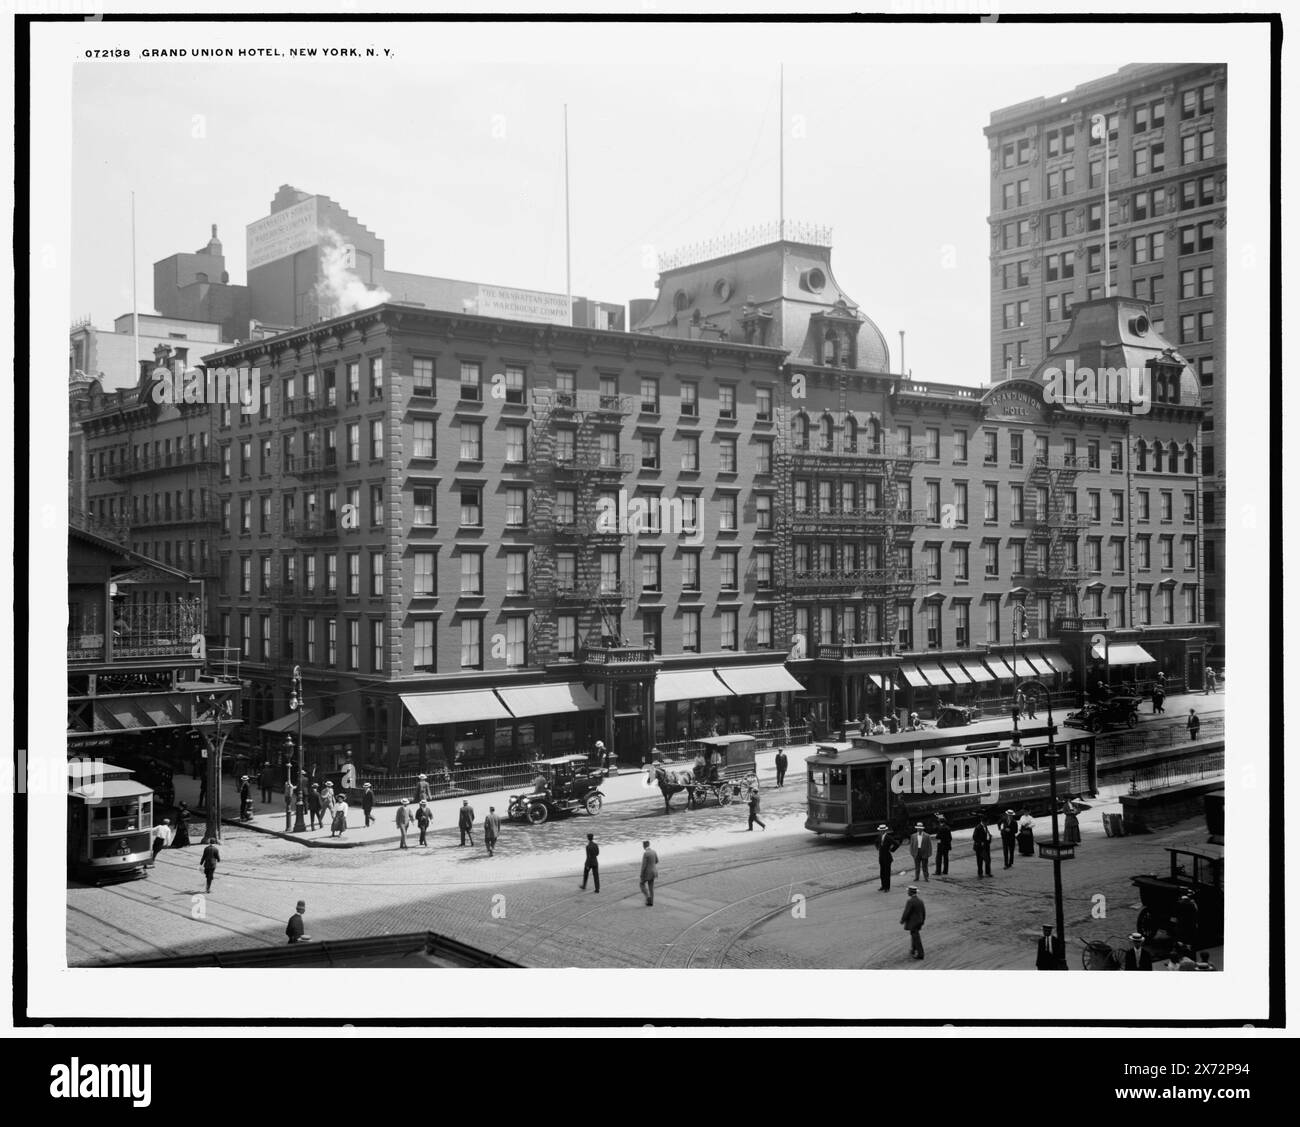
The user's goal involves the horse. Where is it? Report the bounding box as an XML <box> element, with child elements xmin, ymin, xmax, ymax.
<box><xmin>647</xmin><ymin>764</ymin><xmax>699</xmax><ymax>813</ymax></box>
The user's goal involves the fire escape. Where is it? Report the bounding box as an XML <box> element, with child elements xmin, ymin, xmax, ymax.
<box><xmin>1025</xmin><ymin>453</ymin><xmax>1083</xmax><ymax>627</ymax></box>
<box><xmin>779</xmin><ymin>374</ymin><xmax>926</xmax><ymax>657</ymax></box>
<box><xmin>527</xmin><ymin>386</ymin><xmax>637</xmax><ymax>661</ymax></box>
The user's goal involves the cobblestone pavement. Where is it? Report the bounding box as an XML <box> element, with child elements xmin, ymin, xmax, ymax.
<box><xmin>67</xmin><ymin>785</ymin><xmax>1221</xmax><ymax>974</ymax></box>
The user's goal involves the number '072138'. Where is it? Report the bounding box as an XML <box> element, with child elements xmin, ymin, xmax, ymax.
<box><xmin>85</xmin><ymin>49</ymin><xmax>131</xmax><ymax>57</ymax></box>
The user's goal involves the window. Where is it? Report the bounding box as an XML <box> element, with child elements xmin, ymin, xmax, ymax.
<box><xmin>413</xmin><ymin>357</ymin><xmax>434</xmax><ymax>397</ymax></box>
<box><xmin>506</xmin><ymin>550</ymin><xmax>528</xmax><ymax>596</ymax></box>
<box><xmin>555</xmin><ymin>613</ymin><xmax>578</xmax><ymax>660</ymax></box>
<box><xmin>413</xmin><ymin>487</ymin><xmax>434</xmax><ymax>526</ymax></box>
<box><xmin>460</xmin><ymin>551</ymin><xmax>484</xmax><ymax>595</ymax></box>
<box><xmin>259</xmin><ymin>495</ymin><xmax>272</xmax><ymax>534</ymax></box>
<box><xmin>600</xmin><ymin>551</ymin><xmax>621</xmax><ymax>595</ymax></box>
<box><xmin>460</xmin><ymin>421</ymin><xmax>483</xmax><ymax>461</ymax></box>
<box><xmin>924</xmin><ymin>544</ymin><xmax>941</xmax><ymax>582</ymax></box>
<box><xmin>1111</xmin><ymin>490</ymin><xmax>1124</xmax><ymax>523</ymax></box>
<box><xmin>925</xmin><ymin>603</ymin><xmax>942</xmax><ymax>650</ymax></box>
<box><xmin>599</xmin><ymin>375</ymin><xmax>619</xmax><ymax>407</ymax></box>
<box><xmin>1160</xmin><ymin>490</ymin><xmax>1173</xmax><ymax>521</ymax></box>
<box><xmin>640</xmin><ymin>376</ymin><xmax>659</xmax><ymax>413</ymax></box>
<box><xmin>411</xmin><ymin>619</ymin><xmax>435</xmax><ymax>671</ymax></box>
<box><xmin>1137</xmin><ymin>535</ymin><xmax>1151</xmax><ymax>570</ymax></box>
<box><xmin>599</xmin><ymin>431</ymin><xmax>620</xmax><ymax>468</ymax></box>
<box><xmin>460</xmin><ymin>361</ymin><xmax>482</xmax><ymax>401</ymax></box>
<box><xmin>756</xmin><ymin>387</ymin><xmax>772</xmax><ymax>421</ymax></box>
<box><xmin>240</xmin><ymin>497</ymin><xmax>252</xmax><ymax>534</ymax></box>
<box><xmin>718</xmin><ymin>385</ymin><xmax>736</xmax><ymax>420</ymax></box>
<box><xmin>755</xmin><ymin>438</ymin><xmax>773</xmax><ymax>476</ymax></box>
<box><xmin>682</xmin><ymin>550</ymin><xmax>701</xmax><ymax>591</ymax></box>
<box><xmin>370</xmin><ymin>419</ymin><xmax>384</xmax><ymax>460</ymax></box>
<box><xmin>641</xmin><ymin>550</ymin><xmax>662</xmax><ymax>593</ymax></box>
<box><xmin>984</xmin><ymin>540</ymin><xmax>999</xmax><ymax>577</ymax></box>
<box><xmin>556</xmin><ymin>552</ymin><xmax>576</xmax><ymax>594</ymax></box>
<box><xmin>346</xmin><ymin>361</ymin><xmax>360</xmax><ymax>404</ymax></box>
<box><xmin>505</xmin><ymin>424</ymin><xmax>527</xmax><ymax>463</ymax></box>
<box><xmin>984</xmin><ymin>430</ymin><xmax>998</xmax><ymax>465</ymax></box>
<box><xmin>324</xmin><ymin>617</ymin><xmax>337</xmax><ymax>666</ymax></box>
<box><xmin>325</xmin><ymin>553</ymin><xmax>338</xmax><ymax>595</ymax></box>
<box><xmin>984</xmin><ymin>483</ymin><xmax>998</xmax><ymax>522</ymax></box>
<box><xmin>503</xmin><ymin>365</ymin><xmax>525</xmax><ymax>405</ymax></box>
<box><xmin>413</xmin><ymin>419</ymin><xmax>435</xmax><ymax>459</ymax></box>
<box><xmin>756</xmin><ymin>549</ymin><xmax>773</xmax><ymax>589</ymax></box>
<box><xmin>756</xmin><ymin>607</ymin><xmax>774</xmax><ymax>649</ymax></box>
<box><xmin>720</xmin><ymin>609</ymin><xmax>738</xmax><ymax>651</ymax></box>
<box><xmin>626</xmin><ymin>433</ymin><xmax>655</xmax><ymax>473</ymax></box>
<box><xmin>952</xmin><ymin>542</ymin><xmax>969</xmax><ymax>581</ymax></box>
<box><xmin>303</xmin><ymin>554</ymin><xmax>317</xmax><ymax>595</ymax></box>
<box><xmin>680</xmin><ymin>381</ymin><xmax>698</xmax><ymax>417</ymax></box>
<box><xmin>460</xmin><ymin>618</ymin><xmax>483</xmax><ymax>669</ymax></box>
<box><xmin>719</xmin><ymin>493</ymin><xmax>738</xmax><ymax>531</ymax></box>
<box><xmin>951</xmin><ymin>429</ymin><xmax>969</xmax><ymax>465</ymax></box>
<box><xmin>460</xmin><ymin>487</ymin><xmax>482</xmax><ymax>527</ymax></box>
<box><xmin>925</xmin><ymin>481</ymin><xmax>940</xmax><ymax>523</ymax></box>
<box><xmin>717</xmin><ymin>435</ymin><xmax>738</xmax><ymax>474</ymax></box>
<box><xmin>1009</xmin><ymin>432</ymin><xmax>1024</xmax><ymax>466</ymax></box>
<box><xmin>681</xmin><ymin>435</ymin><xmax>700</xmax><ymax>472</ymax></box>
<box><xmin>505</xmin><ymin>487</ymin><xmax>526</xmax><ymax>528</ymax></box>
<box><xmin>682</xmin><ymin>609</ymin><xmax>701</xmax><ymax>653</ymax></box>
<box><xmin>414</xmin><ymin>551</ymin><xmax>436</xmax><ymax>597</ymax></box>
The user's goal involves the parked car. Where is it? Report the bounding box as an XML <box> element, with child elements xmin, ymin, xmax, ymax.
<box><xmin>935</xmin><ymin>704</ymin><xmax>978</xmax><ymax>728</ymax></box>
<box><xmin>1064</xmin><ymin>695</ymin><xmax>1141</xmax><ymax>732</ymax></box>
<box><xmin>506</xmin><ymin>755</ymin><xmax>604</xmax><ymax>824</ymax></box>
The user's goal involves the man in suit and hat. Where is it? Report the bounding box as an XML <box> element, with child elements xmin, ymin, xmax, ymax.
<box><xmin>972</xmin><ymin>812</ymin><xmax>994</xmax><ymax>877</ymax></box>
<box><xmin>876</xmin><ymin>824</ymin><xmax>901</xmax><ymax>891</ymax></box>
<box><xmin>414</xmin><ymin>800</ymin><xmax>431</xmax><ymax>846</ymax></box>
<box><xmin>361</xmin><ymin>782</ymin><xmax>375</xmax><ymax>826</ymax></box>
<box><xmin>595</xmin><ymin>740</ymin><xmax>608</xmax><ymax>775</ymax></box>
<box><xmin>639</xmin><ymin>840</ymin><xmax>659</xmax><ymax>906</ymax></box>
<box><xmin>1123</xmin><ymin>932</ymin><xmax>1154</xmax><ymax>970</ymax></box>
<box><xmin>238</xmin><ymin>775</ymin><xmax>252</xmax><ymax>820</ymax></box>
<box><xmin>307</xmin><ymin>783</ymin><xmax>323</xmax><ymax>830</ymax></box>
<box><xmin>900</xmin><ymin>885</ymin><xmax>926</xmax><ymax>960</ymax></box>
<box><xmin>909</xmin><ymin>822</ymin><xmax>933</xmax><ymax>882</ymax></box>
<box><xmin>774</xmin><ymin>747</ymin><xmax>789</xmax><ymax>787</ymax></box>
<box><xmin>395</xmin><ymin>800</ymin><xmax>412</xmax><ymax>849</ymax></box>
<box><xmin>199</xmin><ymin>837</ymin><xmax>221</xmax><ymax>893</ymax></box>
<box><xmin>580</xmin><ymin>832</ymin><xmax>600</xmax><ymax>892</ymax></box>
<box><xmin>1036</xmin><ymin>924</ymin><xmax>1066</xmax><ymax>970</ymax></box>
<box><xmin>415</xmin><ymin>773</ymin><xmax>432</xmax><ymax>802</ymax></box>
<box><xmin>999</xmin><ymin>808</ymin><xmax>1018</xmax><ymax>868</ymax></box>
<box><xmin>286</xmin><ymin>900</ymin><xmax>310</xmax><ymax>944</ymax></box>
<box><xmin>458</xmin><ymin>799</ymin><xmax>475</xmax><ymax>846</ymax></box>
<box><xmin>933</xmin><ymin>814</ymin><xmax>952</xmax><ymax>875</ymax></box>
<box><xmin>483</xmin><ymin>806</ymin><xmax>501</xmax><ymax>856</ymax></box>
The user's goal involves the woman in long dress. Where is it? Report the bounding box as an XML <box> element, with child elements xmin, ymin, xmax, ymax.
<box><xmin>171</xmin><ymin>804</ymin><xmax>192</xmax><ymax>848</ymax></box>
<box><xmin>332</xmin><ymin>795</ymin><xmax>348</xmax><ymax>837</ymax></box>
<box><xmin>1017</xmin><ymin>810</ymin><xmax>1036</xmax><ymax>856</ymax></box>
<box><xmin>1063</xmin><ymin>797</ymin><xmax>1082</xmax><ymax>845</ymax></box>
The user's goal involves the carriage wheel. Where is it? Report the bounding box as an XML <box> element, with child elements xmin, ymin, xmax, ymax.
<box><xmin>527</xmin><ymin>803</ymin><xmax>548</xmax><ymax>825</ymax></box>
<box><xmin>717</xmin><ymin>786</ymin><xmax>733</xmax><ymax>806</ymax></box>
<box><xmin>1081</xmin><ymin>941</ymin><xmax>1111</xmax><ymax>971</ymax></box>
<box><xmin>692</xmin><ymin>786</ymin><xmax>710</xmax><ymax>807</ymax></box>
<box><xmin>1136</xmin><ymin>907</ymin><xmax>1160</xmax><ymax>940</ymax></box>
<box><xmin>584</xmin><ymin>794</ymin><xmax>602</xmax><ymax>816</ymax></box>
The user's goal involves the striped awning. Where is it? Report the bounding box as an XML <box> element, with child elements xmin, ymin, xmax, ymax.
<box><xmin>898</xmin><ymin>664</ymin><xmax>926</xmax><ymax>687</ymax></box>
<box><xmin>916</xmin><ymin>662</ymin><xmax>953</xmax><ymax>687</ymax></box>
<box><xmin>961</xmin><ymin>661</ymin><xmax>997</xmax><ymax>683</ymax></box>
<box><xmin>401</xmin><ymin>690</ymin><xmax>512</xmax><ymax>726</ymax></box>
<box><xmin>1092</xmin><ymin>642</ymin><xmax>1156</xmax><ymax>665</ymax></box>
<box><xmin>495</xmin><ymin>683</ymin><xmax>602</xmax><ymax>718</ymax></box>
<box><xmin>867</xmin><ymin>672</ymin><xmax>896</xmax><ymax>690</ymax></box>
<box><xmin>713</xmin><ymin>664</ymin><xmax>805</xmax><ymax>696</ymax></box>
<box><xmin>984</xmin><ymin>656</ymin><xmax>1016</xmax><ymax>679</ymax></box>
<box><xmin>653</xmin><ymin>669</ymin><xmax>734</xmax><ymax>703</ymax></box>
<box><xmin>942</xmin><ymin>662</ymin><xmax>974</xmax><ymax>684</ymax></box>
<box><xmin>1035</xmin><ymin>650</ymin><xmax>1073</xmax><ymax>674</ymax></box>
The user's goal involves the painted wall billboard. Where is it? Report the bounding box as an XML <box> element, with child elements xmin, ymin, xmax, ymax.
<box><xmin>475</xmin><ymin>284</ymin><xmax>571</xmax><ymax>325</ymax></box>
<box><xmin>246</xmin><ymin>197</ymin><xmax>320</xmax><ymax>271</ymax></box>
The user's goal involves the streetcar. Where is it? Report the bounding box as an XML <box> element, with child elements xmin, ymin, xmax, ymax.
<box><xmin>67</xmin><ymin>760</ymin><xmax>156</xmax><ymax>883</ymax></box>
<box><xmin>804</xmin><ymin>721</ymin><xmax>1096</xmax><ymax>840</ymax></box>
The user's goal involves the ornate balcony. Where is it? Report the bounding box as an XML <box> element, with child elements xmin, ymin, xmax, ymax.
<box><xmin>1055</xmin><ymin>615</ymin><xmax>1110</xmax><ymax>632</ymax></box>
<box><xmin>68</xmin><ymin>601</ymin><xmax>205</xmax><ymax>665</ymax></box>
<box><xmin>580</xmin><ymin>642</ymin><xmax>660</xmax><ymax>679</ymax></box>
<box><xmin>790</xmin><ymin>566</ymin><xmax>927</xmax><ymax>593</ymax></box>
<box><xmin>815</xmin><ymin>641</ymin><xmax>898</xmax><ymax>661</ymax></box>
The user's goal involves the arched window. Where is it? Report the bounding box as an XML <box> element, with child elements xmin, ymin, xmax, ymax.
<box><xmin>1152</xmin><ymin>440</ymin><xmax>1164</xmax><ymax>473</ymax></box>
<box><xmin>1136</xmin><ymin>438</ymin><xmax>1148</xmax><ymax>471</ymax></box>
<box><xmin>866</xmin><ymin>417</ymin><xmax>882</xmax><ymax>454</ymax></box>
<box><xmin>1167</xmin><ymin>443</ymin><xmax>1179</xmax><ymax>474</ymax></box>
<box><xmin>820</xmin><ymin>414</ymin><xmax>835</xmax><ymax>451</ymax></box>
<box><xmin>1184</xmin><ymin>442</ymin><xmax>1196</xmax><ymax>474</ymax></box>
<box><xmin>823</xmin><ymin>331</ymin><xmax>838</xmax><ymax>366</ymax></box>
<box><xmin>844</xmin><ymin>416</ymin><xmax>859</xmax><ymax>453</ymax></box>
<box><xmin>792</xmin><ymin>413</ymin><xmax>809</xmax><ymax>450</ymax></box>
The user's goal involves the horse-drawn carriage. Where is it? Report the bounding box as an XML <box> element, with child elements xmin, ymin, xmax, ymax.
<box><xmin>647</xmin><ymin>734</ymin><xmax>759</xmax><ymax>812</ymax></box>
<box><xmin>1131</xmin><ymin>843</ymin><xmax>1224</xmax><ymax>949</ymax></box>
<box><xmin>507</xmin><ymin>754</ymin><xmax>605</xmax><ymax>824</ymax></box>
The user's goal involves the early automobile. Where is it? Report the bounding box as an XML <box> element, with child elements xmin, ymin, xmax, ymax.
<box><xmin>935</xmin><ymin>704</ymin><xmax>978</xmax><ymax>728</ymax></box>
<box><xmin>1131</xmin><ymin>842</ymin><xmax>1224</xmax><ymax>948</ymax></box>
<box><xmin>506</xmin><ymin>754</ymin><xmax>605</xmax><ymax>824</ymax></box>
<box><xmin>1063</xmin><ymin>695</ymin><xmax>1141</xmax><ymax>732</ymax></box>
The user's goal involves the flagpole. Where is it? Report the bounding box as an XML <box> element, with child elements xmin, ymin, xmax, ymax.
<box><xmin>779</xmin><ymin>65</ymin><xmax>785</xmax><ymax>240</ymax></box>
<box><xmin>564</xmin><ymin>105</ymin><xmax>572</xmax><ymax>327</ymax></box>
<box><xmin>132</xmin><ymin>191</ymin><xmax>140</xmax><ymax>377</ymax></box>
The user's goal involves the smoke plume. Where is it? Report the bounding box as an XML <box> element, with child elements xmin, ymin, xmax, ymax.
<box><xmin>314</xmin><ymin>228</ymin><xmax>391</xmax><ymax>320</ymax></box>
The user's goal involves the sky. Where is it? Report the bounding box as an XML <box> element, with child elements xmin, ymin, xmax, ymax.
<box><xmin>68</xmin><ymin>23</ymin><xmax>1170</xmax><ymax>385</ymax></box>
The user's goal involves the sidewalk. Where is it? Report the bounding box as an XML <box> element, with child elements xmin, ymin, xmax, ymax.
<box><xmin>177</xmin><ymin>743</ymin><xmax>818</xmax><ymax>849</ymax></box>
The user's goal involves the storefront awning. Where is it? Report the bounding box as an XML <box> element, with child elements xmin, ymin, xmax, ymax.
<box><xmin>898</xmin><ymin>664</ymin><xmax>925</xmax><ymax>687</ymax></box>
<box><xmin>984</xmin><ymin>656</ymin><xmax>1016</xmax><ymax>679</ymax></box>
<box><xmin>1007</xmin><ymin>655</ymin><xmax>1040</xmax><ymax>678</ymax></box>
<box><xmin>941</xmin><ymin>662</ymin><xmax>974</xmax><ymax>684</ymax></box>
<box><xmin>960</xmin><ymin>661</ymin><xmax>997</xmax><ymax>683</ymax></box>
<box><xmin>496</xmin><ymin>683</ymin><xmax>602</xmax><ymax>718</ymax></box>
<box><xmin>653</xmin><ymin>669</ymin><xmax>735</xmax><ymax>703</ymax></box>
<box><xmin>713</xmin><ymin>664</ymin><xmax>805</xmax><ymax>696</ymax></box>
<box><xmin>299</xmin><ymin>713</ymin><xmax>360</xmax><ymax>742</ymax></box>
<box><xmin>867</xmin><ymin>672</ymin><xmax>896</xmax><ymax>690</ymax></box>
<box><xmin>261</xmin><ymin>709</ymin><xmax>314</xmax><ymax>734</ymax></box>
<box><xmin>916</xmin><ymin>662</ymin><xmax>953</xmax><ymax>687</ymax></box>
<box><xmin>1092</xmin><ymin>642</ymin><xmax>1156</xmax><ymax>665</ymax></box>
<box><xmin>1035</xmin><ymin>650</ymin><xmax>1073</xmax><ymax>674</ymax></box>
<box><xmin>401</xmin><ymin>690</ymin><xmax>512</xmax><ymax>726</ymax></box>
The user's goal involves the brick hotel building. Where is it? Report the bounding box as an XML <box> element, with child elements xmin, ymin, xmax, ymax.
<box><xmin>71</xmin><ymin>227</ymin><xmax>1213</xmax><ymax>778</ymax></box>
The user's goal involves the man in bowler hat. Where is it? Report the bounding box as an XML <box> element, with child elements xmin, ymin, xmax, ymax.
<box><xmin>581</xmin><ymin>833</ymin><xmax>600</xmax><ymax>892</ymax></box>
<box><xmin>876</xmin><ymin>824</ymin><xmax>901</xmax><ymax>891</ymax></box>
<box><xmin>900</xmin><ymin>886</ymin><xmax>926</xmax><ymax>960</ymax></box>
<box><xmin>1036</xmin><ymin>924</ymin><xmax>1066</xmax><ymax>970</ymax></box>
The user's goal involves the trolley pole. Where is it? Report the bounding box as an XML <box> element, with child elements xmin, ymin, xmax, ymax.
<box><xmin>1030</xmin><ymin>678</ymin><xmax>1069</xmax><ymax>969</ymax></box>
<box><xmin>202</xmin><ymin>696</ymin><xmax>232</xmax><ymax>844</ymax></box>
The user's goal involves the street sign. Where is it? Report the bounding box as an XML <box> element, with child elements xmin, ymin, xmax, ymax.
<box><xmin>1039</xmin><ymin>843</ymin><xmax>1075</xmax><ymax>860</ymax></box>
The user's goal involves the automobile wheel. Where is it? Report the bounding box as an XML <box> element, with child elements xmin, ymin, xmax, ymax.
<box><xmin>584</xmin><ymin>794</ymin><xmax>602</xmax><ymax>816</ymax></box>
<box><xmin>527</xmin><ymin>803</ymin><xmax>548</xmax><ymax>825</ymax></box>
<box><xmin>507</xmin><ymin>801</ymin><xmax>523</xmax><ymax>821</ymax></box>
<box><xmin>1126</xmin><ymin>711</ymin><xmax>1138</xmax><ymax>729</ymax></box>
<box><xmin>1136</xmin><ymin>907</ymin><xmax>1159</xmax><ymax>940</ymax></box>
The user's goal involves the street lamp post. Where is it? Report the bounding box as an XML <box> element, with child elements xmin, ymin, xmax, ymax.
<box><xmin>289</xmin><ymin>666</ymin><xmax>307</xmax><ymax>833</ymax></box>
<box><xmin>1024</xmin><ymin>676</ymin><xmax>1068</xmax><ymax>969</ymax></box>
<box><xmin>201</xmin><ymin>694</ymin><xmax>233</xmax><ymax>844</ymax></box>
<box><xmin>1011</xmin><ymin>604</ymin><xmax>1031</xmax><ymax>746</ymax></box>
